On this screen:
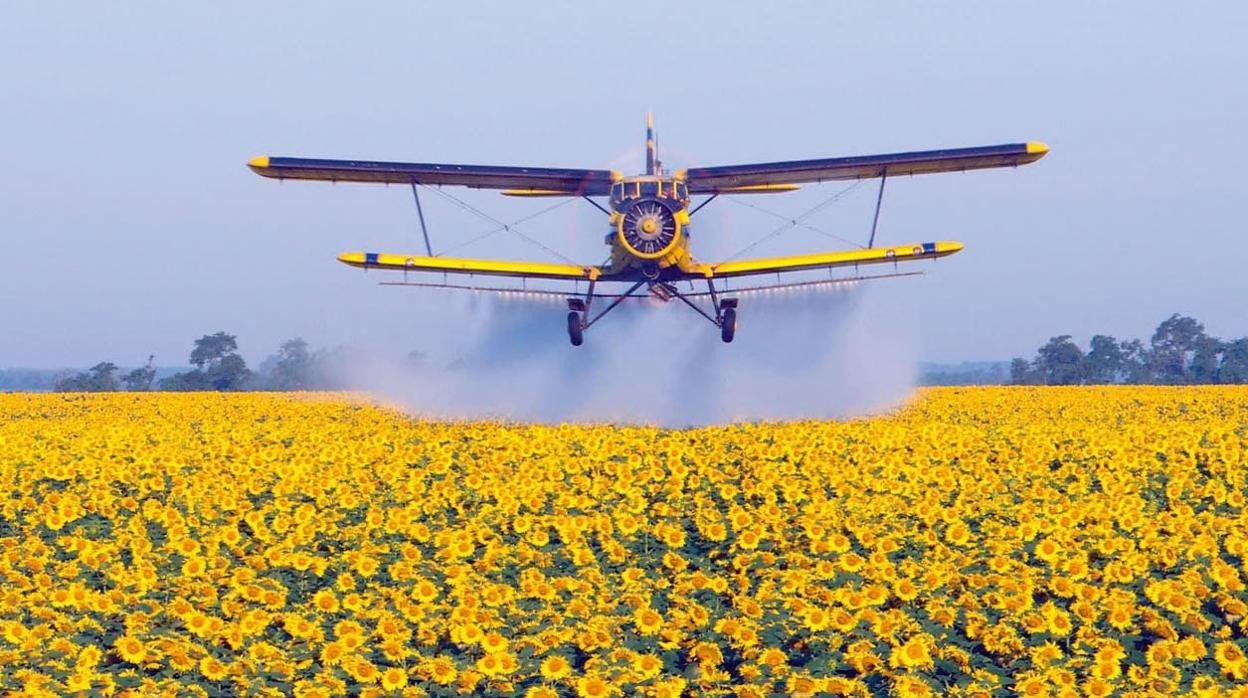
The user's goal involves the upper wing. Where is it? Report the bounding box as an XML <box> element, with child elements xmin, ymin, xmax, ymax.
<box><xmin>683</xmin><ymin>142</ymin><xmax>1047</xmax><ymax>193</ymax></box>
<box><xmin>337</xmin><ymin>252</ymin><xmax>601</xmax><ymax>281</ymax></box>
<box><xmin>693</xmin><ymin>241</ymin><xmax>963</xmax><ymax>279</ymax></box>
<box><xmin>249</xmin><ymin>156</ymin><xmax>617</xmax><ymax>196</ymax></box>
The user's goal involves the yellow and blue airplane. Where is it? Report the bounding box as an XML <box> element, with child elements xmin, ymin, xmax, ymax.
<box><xmin>249</xmin><ymin>116</ymin><xmax>1046</xmax><ymax>345</ymax></box>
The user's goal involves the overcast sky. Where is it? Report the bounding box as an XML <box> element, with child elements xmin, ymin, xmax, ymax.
<box><xmin>3</xmin><ymin>2</ymin><xmax>1245</xmax><ymax>367</ymax></box>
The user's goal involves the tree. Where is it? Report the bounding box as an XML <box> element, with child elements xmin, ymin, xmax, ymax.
<box><xmin>1015</xmin><ymin>313</ymin><xmax>1244</xmax><ymax>386</ymax></box>
<box><xmin>1149</xmin><ymin>314</ymin><xmax>1206</xmax><ymax>384</ymax></box>
<box><xmin>1119</xmin><ymin>339</ymin><xmax>1152</xmax><ymax>384</ymax></box>
<box><xmin>121</xmin><ymin>355</ymin><xmax>156</xmax><ymax>391</ymax></box>
<box><xmin>88</xmin><ymin>362</ymin><xmax>119</xmax><ymax>391</ymax></box>
<box><xmin>160</xmin><ymin>332</ymin><xmax>250</xmax><ymax>391</ymax></box>
<box><xmin>267</xmin><ymin>338</ymin><xmax>312</xmax><ymax>390</ymax></box>
<box><xmin>1190</xmin><ymin>335</ymin><xmax>1224</xmax><ymax>383</ymax></box>
<box><xmin>1218</xmin><ymin>338</ymin><xmax>1248</xmax><ymax>384</ymax></box>
<box><xmin>1009</xmin><ymin>357</ymin><xmax>1034</xmax><ymax>385</ymax></box>
<box><xmin>191</xmin><ymin>332</ymin><xmax>239</xmax><ymax>370</ymax></box>
<box><xmin>121</xmin><ymin>367</ymin><xmax>154</xmax><ymax>391</ymax></box>
<box><xmin>55</xmin><ymin>362</ymin><xmax>120</xmax><ymax>392</ymax></box>
<box><xmin>158</xmin><ymin>371</ymin><xmax>211</xmax><ymax>391</ymax></box>
<box><xmin>206</xmin><ymin>354</ymin><xmax>250</xmax><ymax>390</ymax></box>
<box><xmin>1035</xmin><ymin>335</ymin><xmax>1084</xmax><ymax>385</ymax></box>
<box><xmin>1083</xmin><ymin>334</ymin><xmax>1125</xmax><ymax>384</ymax></box>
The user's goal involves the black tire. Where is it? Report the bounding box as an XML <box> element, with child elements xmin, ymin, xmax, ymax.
<box><xmin>720</xmin><ymin>307</ymin><xmax>737</xmax><ymax>343</ymax></box>
<box><xmin>567</xmin><ymin>311</ymin><xmax>584</xmax><ymax>346</ymax></box>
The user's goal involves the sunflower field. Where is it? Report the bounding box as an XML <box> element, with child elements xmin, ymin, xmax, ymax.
<box><xmin>2</xmin><ymin>387</ymin><xmax>1248</xmax><ymax>697</ymax></box>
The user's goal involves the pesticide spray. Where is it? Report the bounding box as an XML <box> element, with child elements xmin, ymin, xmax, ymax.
<box><xmin>336</xmin><ymin>283</ymin><xmax>918</xmax><ymax>426</ymax></box>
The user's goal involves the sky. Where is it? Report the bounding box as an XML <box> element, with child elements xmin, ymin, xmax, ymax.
<box><xmin>2</xmin><ymin>2</ymin><xmax>1246</xmax><ymax>368</ymax></box>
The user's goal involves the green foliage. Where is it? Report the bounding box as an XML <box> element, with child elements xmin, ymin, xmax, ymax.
<box><xmin>256</xmin><ymin>341</ymin><xmax>363</xmax><ymax>391</ymax></box>
<box><xmin>190</xmin><ymin>331</ymin><xmax>239</xmax><ymax>370</ymax></box>
<box><xmin>54</xmin><ymin>362</ymin><xmax>120</xmax><ymax>392</ymax></box>
<box><xmin>121</xmin><ymin>366</ymin><xmax>156</xmax><ymax>391</ymax></box>
<box><xmin>1083</xmin><ymin>335</ymin><xmax>1125</xmax><ymax>384</ymax></box>
<box><xmin>1150</xmin><ymin>314</ymin><xmax>1206</xmax><ymax>384</ymax></box>
<box><xmin>1012</xmin><ymin>313</ymin><xmax>1248</xmax><ymax>385</ymax></box>
<box><xmin>266</xmin><ymin>338</ymin><xmax>312</xmax><ymax>390</ymax></box>
<box><xmin>160</xmin><ymin>332</ymin><xmax>251</xmax><ymax>391</ymax></box>
<box><xmin>1035</xmin><ymin>335</ymin><xmax>1084</xmax><ymax>385</ymax></box>
<box><xmin>1218</xmin><ymin>339</ymin><xmax>1248</xmax><ymax>384</ymax></box>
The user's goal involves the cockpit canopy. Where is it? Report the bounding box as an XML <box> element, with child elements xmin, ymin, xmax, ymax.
<box><xmin>610</xmin><ymin>179</ymin><xmax>689</xmax><ymax>207</ymax></box>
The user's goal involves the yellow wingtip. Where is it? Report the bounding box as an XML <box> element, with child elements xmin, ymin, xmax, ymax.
<box><xmin>337</xmin><ymin>252</ymin><xmax>365</xmax><ymax>265</ymax></box>
<box><xmin>646</xmin><ymin>112</ymin><xmax>654</xmax><ymax>129</ymax></box>
<box><xmin>248</xmin><ymin>155</ymin><xmax>271</xmax><ymax>169</ymax></box>
<box><xmin>1025</xmin><ymin>141</ymin><xmax>1049</xmax><ymax>156</ymax></box>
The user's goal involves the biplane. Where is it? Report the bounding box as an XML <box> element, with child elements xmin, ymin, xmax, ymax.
<box><xmin>249</xmin><ymin>116</ymin><xmax>1046</xmax><ymax>345</ymax></box>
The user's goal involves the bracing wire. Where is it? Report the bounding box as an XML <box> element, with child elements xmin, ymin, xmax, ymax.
<box><xmin>719</xmin><ymin>179</ymin><xmax>869</xmax><ymax>262</ymax></box>
<box><xmin>725</xmin><ymin>195</ymin><xmax>865</xmax><ymax>249</ymax></box>
<box><xmin>416</xmin><ymin>185</ymin><xmax>580</xmax><ymax>264</ymax></box>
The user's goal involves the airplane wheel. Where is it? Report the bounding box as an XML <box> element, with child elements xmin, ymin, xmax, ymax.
<box><xmin>720</xmin><ymin>308</ymin><xmax>737</xmax><ymax>343</ymax></box>
<box><xmin>567</xmin><ymin>311</ymin><xmax>584</xmax><ymax>346</ymax></box>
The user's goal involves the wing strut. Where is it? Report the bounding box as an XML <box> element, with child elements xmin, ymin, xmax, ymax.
<box><xmin>410</xmin><ymin>183</ymin><xmax>434</xmax><ymax>256</ymax></box>
<box><xmin>580</xmin><ymin>280</ymin><xmax>647</xmax><ymax>329</ymax></box>
<box><xmin>688</xmin><ymin>194</ymin><xmax>718</xmax><ymax>217</ymax></box>
<box><xmin>867</xmin><ymin>168</ymin><xmax>887</xmax><ymax>248</ymax></box>
<box><xmin>581</xmin><ymin>195</ymin><xmax>609</xmax><ymax>215</ymax></box>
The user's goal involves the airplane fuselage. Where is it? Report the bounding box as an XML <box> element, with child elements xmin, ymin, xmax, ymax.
<box><xmin>605</xmin><ymin>176</ymin><xmax>695</xmax><ymax>279</ymax></box>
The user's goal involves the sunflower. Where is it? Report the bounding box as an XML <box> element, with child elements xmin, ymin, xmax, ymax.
<box><xmin>1044</xmin><ymin>608</ymin><xmax>1073</xmax><ymax>636</ymax></box>
<box><xmin>429</xmin><ymin>656</ymin><xmax>458</xmax><ymax>685</ymax></box>
<box><xmin>1106</xmin><ymin>606</ymin><xmax>1134</xmax><ymax>632</ymax></box>
<box><xmin>575</xmin><ymin>675</ymin><xmax>612</xmax><ymax>698</ymax></box>
<box><xmin>311</xmin><ymin>589</ymin><xmax>340</xmax><ymax>614</ymax></box>
<box><xmin>320</xmin><ymin>640</ymin><xmax>347</xmax><ymax>667</ymax></box>
<box><xmin>475</xmin><ymin>653</ymin><xmax>512</xmax><ymax>678</ymax></box>
<box><xmin>634</xmin><ymin>607</ymin><xmax>663</xmax><ymax>636</ymax></box>
<box><xmin>1034</xmin><ymin>537</ymin><xmax>1062</xmax><ymax>564</ymax></box>
<box><xmin>892</xmin><ymin>578</ymin><xmax>919</xmax><ymax>602</ymax></box>
<box><xmin>113</xmin><ymin>635</ymin><xmax>146</xmax><ymax>665</ymax></box>
<box><xmin>344</xmin><ymin>656</ymin><xmax>380</xmax><ymax>684</ymax></box>
<box><xmin>802</xmin><ymin>607</ymin><xmax>831</xmax><ymax>632</ymax></box>
<box><xmin>759</xmin><ymin>647</ymin><xmax>788</xmax><ymax>668</ymax></box>
<box><xmin>481</xmin><ymin>631</ymin><xmax>508</xmax><ymax>654</ymax></box>
<box><xmin>199</xmin><ymin>655</ymin><xmax>229</xmax><ymax>682</ymax></box>
<box><xmin>889</xmin><ymin>636</ymin><xmax>933</xmax><ymax>671</ymax></box>
<box><xmin>540</xmin><ymin>655</ymin><xmax>572</xmax><ymax>680</ymax></box>
<box><xmin>633</xmin><ymin>653</ymin><xmax>663</xmax><ymax>679</ymax></box>
<box><xmin>1080</xmin><ymin>677</ymin><xmax>1113</xmax><ymax>698</ymax></box>
<box><xmin>414</xmin><ymin>579</ymin><xmax>439</xmax><ymax>603</ymax></box>
<box><xmin>1215</xmin><ymin>641</ymin><xmax>1248</xmax><ymax>680</ymax></box>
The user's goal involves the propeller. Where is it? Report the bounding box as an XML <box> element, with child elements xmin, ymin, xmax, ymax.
<box><xmin>620</xmin><ymin>200</ymin><xmax>678</xmax><ymax>256</ymax></box>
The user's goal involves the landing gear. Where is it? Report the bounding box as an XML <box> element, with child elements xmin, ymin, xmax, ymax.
<box><xmin>720</xmin><ymin>306</ymin><xmax>737</xmax><ymax>343</ymax></box>
<box><xmin>563</xmin><ymin>278</ymin><xmax>740</xmax><ymax>345</ymax></box>
<box><xmin>567</xmin><ymin>311</ymin><xmax>584</xmax><ymax>346</ymax></box>
<box><xmin>565</xmin><ymin>279</ymin><xmax>646</xmax><ymax>348</ymax></box>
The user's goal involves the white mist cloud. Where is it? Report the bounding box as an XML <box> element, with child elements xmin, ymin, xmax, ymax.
<box><xmin>335</xmin><ymin>283</ymin><xmax>918</xmax><ymax>426</ymax></box>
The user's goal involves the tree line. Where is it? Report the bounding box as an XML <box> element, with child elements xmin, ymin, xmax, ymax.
<box><xmin>44</xmin><ymin>313</ymin><xmax>1248</xmax><ymax>392</ymax></box>
<box><xmin>53</xmin><ymin>332</ymin><xmax>361</xmax><ymax>392</ymax></box>
<box><xmin>1011</xmin><ymin>313</ymin><xmax>1248</xmax><ymax>385</ymax></box>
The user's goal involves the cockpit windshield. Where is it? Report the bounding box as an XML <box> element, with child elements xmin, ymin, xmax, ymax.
<box><xmin>610</xmin><ymin>179</ymin><xmax>688</xmax><ymax>205</ymax></box>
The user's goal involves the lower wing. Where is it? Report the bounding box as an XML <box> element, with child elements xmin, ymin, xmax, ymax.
<box><xmin>337</xmin><ymin>252</ymin><xmax>602</xmax><ymax>281</ymax></box>
<box><xmin>691</xmin><ymin>241</ymin><xmax>963</xmax><ymax>279</ymax></box>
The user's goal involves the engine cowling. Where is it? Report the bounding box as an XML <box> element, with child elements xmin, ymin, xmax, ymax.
<box><xmin>617</xmin><ymin>200</ymin><xmax>681</xmax><ymax>259</ymax></box>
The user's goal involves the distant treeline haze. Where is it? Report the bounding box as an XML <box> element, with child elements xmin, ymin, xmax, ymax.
<box><xmin>18</xmin><ymin>312</ymin><xmax>1248</xmax><ymax>392</ymax></box>
<box><xmin>49</xmin><ymin>332</ymin><xmax>379</xmax><ymax>393</ymax></box>
<box><xmin>1011</xmin><ymin>313</ymin><xmax>1248</xmax><ymax>385</ymax></box>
